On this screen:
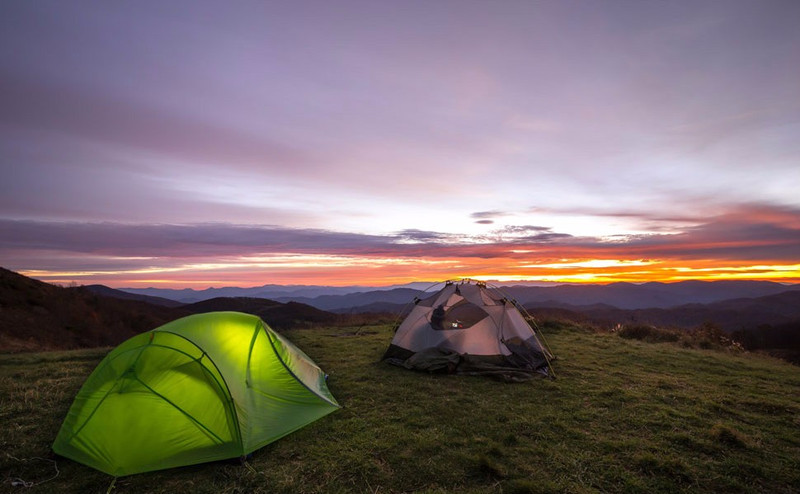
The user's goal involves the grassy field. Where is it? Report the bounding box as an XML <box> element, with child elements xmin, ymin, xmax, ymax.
<box><xmin>1</xmin><ymin>323</ymin><xmax>799</xmax><ymax>493</ymax></box>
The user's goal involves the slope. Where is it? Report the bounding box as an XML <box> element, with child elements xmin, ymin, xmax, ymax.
<box><xmin>0</xmin><ymin>267</ymin><xmax>190</xmax><ymax>352</ymax></box>
<box><xmin>82</xmin><ymin>284</ymin><xmax>184</xmax><ymax>307</ymax></box>
<box><xmin>2</xmin><ymin>324</ymin><xmax>798</xmax><ymax>493</ymax></box>
<box><xmin>525</xmin><ymin>290</ymin><xmax>800</xmax><ymax>332</ymax></box>
<box><xmin>183</xmin><ymin>297</ymin><xmax>344</xmax><ymax>329</ymax></box>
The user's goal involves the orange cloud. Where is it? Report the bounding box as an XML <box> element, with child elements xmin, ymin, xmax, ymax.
<box><xmin>4</xmin><ymin>202</ymin><xmax>800</xmax><ymax>287</ymax></box>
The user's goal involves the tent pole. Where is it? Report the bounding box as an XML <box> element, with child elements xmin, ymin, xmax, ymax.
<box><xmin>485</xmin><ymin>281</ymin><xmax>558</xmax><ymax>379</ymax></box>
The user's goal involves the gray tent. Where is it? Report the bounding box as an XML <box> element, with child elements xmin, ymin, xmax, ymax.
<box><xmin>383</xmin><ymin>279</ymin><xmax>555</xmax><ymax>380</ymax></box>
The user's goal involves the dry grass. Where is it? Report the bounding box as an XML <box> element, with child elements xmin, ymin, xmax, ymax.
<box><xmin>2</xmin><ymin>323</ymin><xmax>799</xmax><ymax>493</ymax></box>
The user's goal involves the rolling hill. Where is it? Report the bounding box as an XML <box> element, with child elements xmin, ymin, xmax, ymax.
<box><xmin>117</xmin><ymin>279</ymin><xmax>800</xmax><ymax>312</ymax></box>
<box><xmin>2</xmin><ymin>323</ymin><xmax>799</xmax><ymax>493</ymax></box>
<box><xmin>82</xmin><ymin>284</ymin><xmax>185</xmax><ymax>307</ymax></box>
<box><xmin>0</xmin><ymin>267</ymin><xmax>190</xmax><ymax>352</ymax></box>
<box><xmin>3</xmin><ymin>268</ymin><xmax>799</xmax><ymax>361</ymax></box>
<box><xmin>274</xmin><ymin>287</ymin><xmax>422</xmax><ymax>312</ymax></box>
<box><xmin>503</xmin><ymin>280</ymin><xmax>800</xmax><ymax>309</ymax></box>
<box><xmin>183</xmin><ymin>297</ymin><xmax>345</xmax><ymax>329</ymax></box>
<box><xmin>118</xmin><ymin>282</ymin><xmax>433</xmax><ymax>304</ymax></box>
<box><xmin>0</xmin><ymin>268</ymin><xmax>375</xmax><ymax>352</ymax></box>
<box><xmin>524</xmin><ymin>290</ymin><xmax>800</xmax><ymax>332</ymax></box>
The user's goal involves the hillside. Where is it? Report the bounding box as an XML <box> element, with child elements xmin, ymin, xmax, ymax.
<box><xmin>1</xmin><ymin>324</ymin><xmax>798</xmax><ymax>493</ymax></box>
<box><xmin>274</xmin><ymin>287</ymin><xmax>423</xmax><ymax>311</ymax></box>
<box><xmin>82</xmin><ymin>285</ymin><xmax>184</xmax><ymax>307</ymax></box>
<box><xmin>525</xmin><ymin>290</ymin><xmax>800</xmax><ymax>332</ymax></box>
<box><xmin>0</xmin><ymin>269</ymin><xmax>376</xmax><ymax>352</ymax></box>
<box><xmin>115</xmin><ymin>280</ymin><xmax>800</xmax><ymax>310</ymax></box>
<box><xmin>0</xmin><ymin>267</ymin><xmax>190</xmax><ymax>352</ymax></box>
<box><xmin>504</xmin><ymin>280</ymin><xmax>800</xmax><ymax>310</ymax></box>
<box><xmin>183</xmin><ymin>297</ymin><xmax>345</xmax><ymax>329</ymax></box>
<box><xmin>523</xmin><ymin>292</ymin><xmax>800</xmax><ymax>365</ymax></box>
<box><xmin>262</xmin><ymin>280</ymin><xmax>800</xmax><ymax>312</ymax></box>
<box><xmin>118</xmin><ymin>283</ymin><xmax>414</xmax><ymax>304</ymax></box>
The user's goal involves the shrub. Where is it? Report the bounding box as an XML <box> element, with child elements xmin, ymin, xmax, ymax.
<box><xmin>686</xmin><ymin>322</ymin><xmax>745</xmax><ymax>353</ymax></box>
<box><xmin>616</xmin><ymin>322</ymin><xmax>746</xmax><ymax>354</ymax></box>
<box><xmin>617</xmin><ymin>324</ymin><xmax>681</xmax><ymax>343</ymax></box>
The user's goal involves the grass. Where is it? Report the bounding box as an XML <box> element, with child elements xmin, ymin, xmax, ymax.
<box><xmin>1</xmin><ymin>323</ymin><xmax>799</xmax><ymax>493</ymax></box>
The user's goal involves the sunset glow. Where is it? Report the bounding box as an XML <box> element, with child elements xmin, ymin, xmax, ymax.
<box><xmin>15</xmin><ymin>250</ymin><xmax>800</xmax><ymax>289</ymax></box>
<box><xmin>1</xmin><ymin>1</ymin><xmax>799</xmax><ymax>289</ymax></box>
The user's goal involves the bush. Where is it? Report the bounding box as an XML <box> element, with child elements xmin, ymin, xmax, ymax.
<box><xmin>615</xmin><ymin>322</ymin><xmax>746</xmax><ymax>354</ymax></box>
<box><xmin>617</xmin><ymin>324</ymin><xmax>681</xmax><ymax>343</ymax></box>
<box><xmin>687</xmin><ymin>322</ymin><xmax>745</xmax><ymax>353</ymax></box>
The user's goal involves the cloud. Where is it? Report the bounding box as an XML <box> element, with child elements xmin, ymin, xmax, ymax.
<box><xmin>2</xmin><ymin>202</ymin><xmax>798</xmax><ymax>266</ymax></box>
<box><xmin>486</xmin><ymin>225</ymin><xmax>572</xmax><ymax>244</ymax></box>
<box><xmin>1</xmin><ymin>202</ymin><xmax>798</xmax><ymax>286</ymax></box>
<box><xmin>393</xmin><ymin>229</ymin><xmax>457</xmax><ymax>244</ymax></box>
<box><xmin>0</xmin><ymin>220</ymin><xmax>390</xmax><ymax>257</ymax></box>
<box><xmin>472</xmin><ymin>211</ymin><xmax>516</xmax><ymax>225</ymax></box>
<box><xmin>527</xmin><ymin>204</ymin><xmax>709</xmax><ymax>223</ymax></box>
<box><xmin>0</xmin><ymin>74</ymin><xmax>311</xmax><ymax>171</ymax></box>
<box><xmin>621</xmin><ymin>203</ymin><xmax>800</xmax><ymax>261</ymax></box>
<box><xmin>495</xmin><ymin>225</ymin><xmax>554</xmax><ymax>234</ymax></box>
<box><xmin>471</xmin><ymin>210</ymin><xmax>509</xmax><ymax>220</ymax></box>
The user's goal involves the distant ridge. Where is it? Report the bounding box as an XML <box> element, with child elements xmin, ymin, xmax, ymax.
<box><xmin>502</xmin><ymin>280</ymin><xmax>800</xmax><ymax>310</ymax></box>
<box><xmin>183</xmin><ymin>297</ymin><xmax>344</xmax><ymax>329</ymax></box>
<box><xmin>0</xmin><ymin>268</ymin><xmax>388</xmax><ymax>352</ymax></box>
<box><xmin>0</xmin><ymin>267</ymin><xmax>190</xmax><ymax>352</ymax></box>
<box><xmin>524</xmin><ymin>290</ymin><xmax>800</xmax><ymax>332</ymax></box>
<box><xmin>274</xmin><ymin>287</ymin><xmax>423</xmax><ymax>311</ymax></box>
<box><xmin>83</xmin><ymin>284</ymin><xmax>184</xmax><ymax>307</ymax></box>
<box><xmin>119</xmin><ymin>282</ymin><xmax>435</xmax><ymax>304</ymax></box>
<box><xmin>115</xmin><ymin>280</ymin><xmax>800</xmax><ymax>311</ymax></box>
<box><xmin>3</xmin><ymin>268</ymin><xmax>799</xmax><ymax>363</ymax></box>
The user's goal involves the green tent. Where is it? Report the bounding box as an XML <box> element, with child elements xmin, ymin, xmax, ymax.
<box><xmin>53</xmin><ymin>311</ymin><xmax>339</xmax><ymax>476</ymax></box>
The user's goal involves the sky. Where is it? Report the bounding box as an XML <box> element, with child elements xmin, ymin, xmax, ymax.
<box><xmin>1</xmin><ymin>0</ymin><xmax>799</xmax><ymax>288</ymax></box>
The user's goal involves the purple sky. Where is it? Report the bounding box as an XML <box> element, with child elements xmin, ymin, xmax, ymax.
<box><xmin>1</xmin><ymin>1</ymin><xmax>799</xmax><ymax>286</ymax></box>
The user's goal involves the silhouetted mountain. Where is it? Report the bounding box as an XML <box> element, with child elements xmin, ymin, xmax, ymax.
<box><xmin>83</xmin><ymin>284</ymin><xmax>184</xmax><ymax>307</ymax></box>
<box><xmin>640</xmin><ymin>280</ymin><xmax>799</xmax><ymax>303</ymax></box>
<box><xmin>119</xmin><ymin>283</ymin><xmax>434</xmax><ymax>303</ymax></box>
<box><xmin>0</xmin><ymin>267</ymin><xmax>190</xmax><ymax>351</ymax></box>
<box><xmin>733</xmin><ymin>320</ymin><xmax>800</xmax><ymax>365</ymax></box>
<box><xmin>503</xmin><ymin>280</ymin><xmax>800</xmax><ymax>309</ymax></box>
<box><xmin>329</xmin><ymin>302</ymin><xmax>408</xmax><ymax>315</ymax></box>
<box><xmin>0</xmin><ymin>269</ymin><xmax>391</xmax><ymax>351</ymax></box>
<box><xmin>705</xmin><ymin>290</ymin><xmax>800</xmax><ymax>318</ymax></box>
<box><xmin>116</xmin><ymin>280</ymin><xmax>800</xmax><ymax>312</ymax></box>
<box><xmin>275</xmin><ymin>288</ymin><xmax>423</xmax><ymax>311</ymax></box>
<box><xmin>267</xmin><ymin>281</ymin><xmax>800</xmax><ymax>316</ymax></box>
<box><xmin>6</xmin><ymin>266</ymin><xmax>800</xmax><ymax>356</ymax></box>
<box><xmin>182</xmin><ymin>297</ymin><xmax>343</xmax><ymax>329</ymax></box>
<box><xmin>524</xmin><ymin>290</ymin><xmax>800</xmax><ymax>333</ymax></box>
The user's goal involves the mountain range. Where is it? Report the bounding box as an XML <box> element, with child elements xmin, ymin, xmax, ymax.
<box><xmin>120</xmin><ymin>282</ymin><xmax>436</xmax><ymax>304</ymax></box>
<box><xmin>0</xmin><ymin>268</ymin><xmax>381</xmax><ymax>352</ymax></box>
<box><xmin>524</xmin><ymin>290</ymin><xmax>800</xmax><ymax>332</ymax></box>
<box><xmin>2</xmin><ymin>268</ymin><xmax>798</xmax><ymax>362</ymax></box>
<box><xmin>121</xmin><ymin>279</ymin><xmax>800</xmax><ymax>313</ymax></box>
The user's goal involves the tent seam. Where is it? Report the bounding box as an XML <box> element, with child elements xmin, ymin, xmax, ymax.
<box><xmin>155</xmin><ymin>331</ymin><xmax>246</xmax><ymax>454</ymax></box>
<box><xmin>244</xmin><ymin>321</ymin><xmax>261</xmax><ymax>387</ymax></box>
<box><xmin>263</xmin><ymin>327</ymin><xmax>340</xmax><ymax>408</ymax></box>
<box><xmin>63</xmin><ymin>376</ymin><xmax>123</xmax><ymax>445</ymax></box>
<box><xmin>61</xmin><ymin>343</ymin><xmax>152</xmax><ymax>444</ymax></box>
<box><xmin>134</xmin><ymin>377</ymin><xmax>227</xmax><ymax>445</ymax></box>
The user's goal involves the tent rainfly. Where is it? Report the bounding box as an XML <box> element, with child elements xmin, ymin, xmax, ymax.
<box><xmin>53</xmin><ymin>311</ymin><xmax>339</xmax><ymax>476</ymax></box>
<box><xmin>383</xmin><ymin>279</ymin><xmax>555</xmax><ymax>380</ymax></box>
